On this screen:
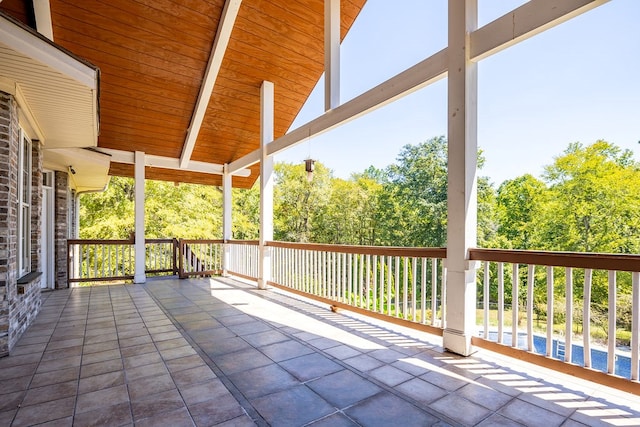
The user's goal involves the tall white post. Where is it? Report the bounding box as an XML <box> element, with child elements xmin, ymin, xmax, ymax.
<box><xmin>258</xmin><ymin>81</ymin><xmax>274</xmax><ymax>290</ymax></box>
<box><xmin>443</xmin><ymin>0</ymin><xmax>478</xmax><ymax>356</ymax></box>
<box><xmin>222</xmin><ymin>164</ymin><xmax>232</xmax><ymax>276</ymax></box>
<box><xmin>134</xmin><ymin>151</ymin><xmax>146</xmax><ymax>284</ymax></box>
<box><xmin>324</xmin><ymin>0</ymin><xmax>340</xmax><ymax>111</ymax></box>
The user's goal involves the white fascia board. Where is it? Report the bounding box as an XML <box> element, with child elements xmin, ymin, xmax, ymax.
<box><xmin>97</xmin><ymin>148</ymin><xmax>251</xmax><ymax>177</ymax></box>
<box><xmin>228</xmin><ymin>48</ymin><xmax>447</xmax><ymax>172</ymax></box>
<box><xmin>470</xmin><ymin>0</ymin><xmax>609</xmax><ymax>61</ymax></box>
<box><xmin>0</xmin><ymin>15</ymin><xmax>97</xmax><ymax>88</ymax></box>
<box><xmin>180</xmin><ymin>0</ymin><xmax>243</xmax><ymax>169</ymax></box>
<box><xmin>0</xmin><ymin>79</ymin><xmax>47</xmax><ymax>142</ymax></box>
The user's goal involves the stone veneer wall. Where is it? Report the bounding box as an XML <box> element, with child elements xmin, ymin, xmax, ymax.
<box><xmin>0</xmin><ymin>91</ymin><xmax>16</xmax><ymax>356</ymax></box>
<box><xmin>54</xmin><ymin>171</ymin><xmax>68</xmax><ymax>289</ymax></box>
<box><xmin>0</xmin><ymin>90</ymin><xmax>43</xmax><ymax>356</ymax></box>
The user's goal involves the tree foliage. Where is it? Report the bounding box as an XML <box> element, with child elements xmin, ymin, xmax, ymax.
<box><xmin>81</xmin><ymin>139</ymin><xmax>639</xmax><ymax>321</ymax></box>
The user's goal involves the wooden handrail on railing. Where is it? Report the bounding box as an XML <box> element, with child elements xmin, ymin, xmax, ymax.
<box><xmin>470</xmin><ymin>248</ymin><xmax>640</xmax><ymax>272</ymax></box>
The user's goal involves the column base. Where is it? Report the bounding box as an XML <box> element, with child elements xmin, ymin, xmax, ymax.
<box><xmin>443</xmin><ymin>328</ymin><xmax>476</xmax><ymax>356</ymax></box>
<box><xmin>133</xmin><ymin>273</ymin><xmax>146</xmax><ymax>284</ymax></box>
<box><xmin>257</xmin><ymin>279</ymin><xmax>269</xmax><ymax>290</ymax></box>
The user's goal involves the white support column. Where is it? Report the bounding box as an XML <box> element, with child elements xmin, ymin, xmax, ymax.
<box><xmin>222</xmin><ymin>164</ymin><xmax>232</xmax><ymax>276</ymax></box>
<box><xmin>258</xmin><ymin>81</ymin><xmax>274</xmax><ymax>290</ymax></box>
<box><xmin>443</xmin><ymin>0</ymin><xmax>478</xmax><ymax>356</ymax></box>
<box><xmin>134</xmin><ymin>151</ymin><xmax>146</xmax><ymax>284</ymax></box>
<box><xmin>324</xmin><ymin>0</ymin><xmax>340</xmax><ymax>111</ymax></box>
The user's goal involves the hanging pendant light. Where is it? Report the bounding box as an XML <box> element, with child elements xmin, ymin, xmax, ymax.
<box><xmin>304</xmin><ymin>158</ymin><xmax>315</xmax><ymax>182</ymax></box>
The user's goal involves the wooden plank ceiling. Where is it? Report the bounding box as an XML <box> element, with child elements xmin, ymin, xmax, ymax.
<box><xmin>18</xmin><ymin>0</ymin><xmax>367</xmax><ymax>188</ymax></box>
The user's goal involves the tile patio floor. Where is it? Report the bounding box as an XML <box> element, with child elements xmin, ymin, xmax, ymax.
<box><xmin>0</xmin><ymin>276</ymin><xmax>638</xmax><ymax>427</ymax></box>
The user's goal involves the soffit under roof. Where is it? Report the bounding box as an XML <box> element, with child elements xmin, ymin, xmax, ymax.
<box><xmin>0</xmin><ymin>11</ymin><xmax>99</xmax><ymax>150</ymax></box>
<box><xmin>43</xmin><ymin>0</ymin><xmax>367</xmax><ymax>188</ymax></box>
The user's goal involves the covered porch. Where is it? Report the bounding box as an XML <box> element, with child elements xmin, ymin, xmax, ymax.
<box><xmin>1</xmin><ymin>276</ymin><xmax>638</xmax><ymax>426</ymax></box>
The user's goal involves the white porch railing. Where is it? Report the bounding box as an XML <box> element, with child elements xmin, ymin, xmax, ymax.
<box><xmin>178</xmin><ymin>239</ymin><xmax>224</xmax><ymax>278</ymax></box>
<box><xmin>268</xmin><ymin>241</ymin><xmax>447</xmax><ymax>332</ymax></box>
<box><xmin>67</xmin><ymin>238</ymin><xmax>640</xmax><ymax>392</ymax></box>
<box><xmin>227</xmin><ymin>240</ymin><xmax>259</xmax><ymax>280</ymax></box>
<box><xmin>67</xmin><ymin>238</ymin><xmax>177</xmax><ymax>283</ymax></box>
<box><xmin>470</xmin><ymin>248</ymin><xmax>640</xmax><ymax>383</ymax></box>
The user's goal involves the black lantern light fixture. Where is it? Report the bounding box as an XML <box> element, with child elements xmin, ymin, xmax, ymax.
<box><xmin>304</xmin><ymin>158</ymin><xmax>315</xmax><ymax>182</ymax></box>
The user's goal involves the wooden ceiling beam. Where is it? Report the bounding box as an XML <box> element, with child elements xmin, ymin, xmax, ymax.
<box><xmin>324</xmin><ymin>0</ymin><xmax>340</xmax><ymax>111</ymax></box>
<box><xmin>33</xmin><ymin>0</ymin><xmax>54</xmax><ymax>40</ymax></box>
<box><xmin>180</xmin><ymin>0</ymin><xmax>242</xmax><ymax>169</ymax></box>
<box><xmin>97</xmin><ymin>148</ymin><xmax>251</xmax><ymax>177</ymax></box>
<box><xmin>470</xmin><ymin>0</ymin><xmax>609</xmax><ymax>61</ymax></box>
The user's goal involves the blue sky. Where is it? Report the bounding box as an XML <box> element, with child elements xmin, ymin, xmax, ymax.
<box><xmin>275</xmin><ymin>1</ymin><xmax>640</xmax><ymax>186</ymax></box>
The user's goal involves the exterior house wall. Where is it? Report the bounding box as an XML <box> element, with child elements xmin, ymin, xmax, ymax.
<box><xmin>0</xmin><ymin>90</ymin><xmax>43</xmax><ymax>356</ymax></box>
<box><xmin>54</xmin><ymin>171</ymin><xmax>68</xmax><ymax>289</ymax></box>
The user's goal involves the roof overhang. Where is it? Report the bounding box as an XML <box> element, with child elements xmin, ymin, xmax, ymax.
<box><xmin>0</xmin><ymin>12</ymin><xmax>100</xmax><ymax>148</ymax></box>
<box><xmin>43</xmin><ymin>148</ymin><xmax>111</xmax><ymax>193</ymax></box>
<box><xmin>0</xmin><ymin>11</ymin><xmax>105</xmax><ymax>191</ymax></box>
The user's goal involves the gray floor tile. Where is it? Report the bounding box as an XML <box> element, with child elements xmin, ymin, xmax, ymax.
<box><xmin>307</xmin><ymin>369</ymin><xmax>382</xmax><ymax>409</ymax></box>
<box><xmin>368</xmin><ymin>364</ymin><xmax>413</xmax><ymax>386</ymax></box>
<box><xmin>215</xmin><ymin>348</ymin><xmax>274</xmax><ymax>375</ymax></box>
<box><xmin>250</xmin><ymin>385</ymin><xmax>334</xmax><ymax>427</ymax></box>
<box><xmin>135</xmin><ymin>406</ymin><xmax>195</xmax><ymax>427</ymax></box>
<box><xmin>80</xmin><ymin>358</ymin><xmax>123</xmax><ymax>379</ymax></box>
<box><xmin>259</xmin><ymin>339</ymin><xmax>314</xmax><ymax>362</ymax></box>
<box><xmin>179</xmin><ymin>378</ymin><xmax>232</xmax><ymax>406</ymax></box>
<box><xmin>430</xmin><ymin>394</ymin><xmax>491</xmax><ymax>425</ymax></box>
<box><xmin>125</xmin><ymin>361</ymin><xmax>169</xmax><ymax>381</ymax></box>
<box><xmin>324</xmin><ymin>345</ymin><xmax>361</xmax><ymax>360</ymax></box>
<box><xmin>240</xmin><ymin>330</ymin><xmax>289</xmax><ymax>347</ymax></box>
<box><xmin>21</xmin><ymin>380</ymin><xmax>77</xmax><ymax>407</ymax></box>
<box><xmin>131</xmin><ymin>388</ymin><xmax>185</xmax><ymax>421</ymax></box>
<box><xmin>78</xmin><ymin>370</ymin><xmax>125</xmax><ymax>394</ymax></box>
<box><xmin>345</xmin><ymin>392</ymin><xmax>440</xmax><ymax>427</ymax></box>
<box><xmin>280</xmin><ymin>353</ymin><xmax>343</xmax><ymax>381</ymax></box>
<box><xmin>307</xmin><ymin>413</ymin><xmax>359</xmax><ymax>427</ymax></box>
<box><xmin>128</xmin><ymin>372</ymin><xmax>177</xmax><ymax>400</ymax></box>
<box><xmin>11</xmin><ymin>396</ymin><xmax>75</xmax><ymax>427</ymax></box>
<box><xmin>30</xmin><ymin>367</ymin><xmax>79</xmax><ymax>388</ymax></box>
<box><xmin>171</xmin><ymin>365</ymin><xmax>217</xmax><ymax>388</ymax></box>
<box><xmin>395</xmin><ymin>377</ymin><xmax>448</xmax><ymax>404</ymax></box>
<box><xmin>343</xmin><ymin>353</ymin><xmax>385</xmax><ymax>372</ymax></box>
<box><xmin>76</xmin><ymin>384</ymin><xmax>129</xmax><ymax>414</ymax></box>
<box><xmin>0</xmin><ymin>391</ymin><xmax>26</xmax><ymax>413</ymax></box>
<box><xmin>165</xmin><ymin>354</ymin><xmax>206</xmax><ymax>374</ymax></box>
<box><xmin>228</xmin><ymin>363</ymin><xmax>299</xmax><ymax>399</ymax></box>
<box><xmin>456</xmin><ymin>381</ymin><xmax>514</xmax><ymax>410</ymax></box>
<box><xmin>71</xmin><ymin>401</ymin><xmax>132</xmax><ymax>427</ymax></box>
<box><xmin>499</xmin><ymin>398</ymin><xmax>567</xmax><ymax>427</ymax></box>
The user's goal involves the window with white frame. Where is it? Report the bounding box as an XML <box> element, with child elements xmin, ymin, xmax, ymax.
<box><xmin>17</xmin><ymin>128</ymin><xmax>32</xmax><ymax>277</ymax></box>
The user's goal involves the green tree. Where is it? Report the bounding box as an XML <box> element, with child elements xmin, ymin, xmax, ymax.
<box><xmin>80</xmin><ymin>176</ymin><xmax>134</xmax><ymax>239</ymax></box>
<box><xmin>232</xmin><ymin>185</ymin><xmax>260</xmax><ymax>240</ymax></box>
<box><xmin>496</xmin><ymin>174</ymin><xmax>548</xmax><ymax>249</ymax></box>
<box><xmin>273</xmin><ymin>162</ymin><xmax>331</xmax><ymax>242</ymax></box>
<box><xmin>378</xmin><ymin>136</ymin><xmax>449</xmax><ymax>247</ymax></box>
<box><xmin>312</xmin><ymin>175</ymin><xmax>381</xmax><ymax>245</ymax></box>
<box><xmin>540</xmin><ymin>140</ymin><xmax>640</xmax><ymax>254</ymax></box>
